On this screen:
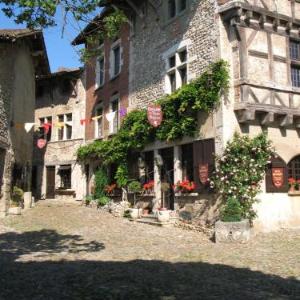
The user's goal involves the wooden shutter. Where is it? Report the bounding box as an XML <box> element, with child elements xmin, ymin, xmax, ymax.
<box><xmin>265</xmin><ymin>156</ymin><xmax>289</xmax><ymax>193</ymax></box>
<box><xmin>193</xmin><ymin>139</ymin><xmax>215</xmax><ymax>192</ymax></box>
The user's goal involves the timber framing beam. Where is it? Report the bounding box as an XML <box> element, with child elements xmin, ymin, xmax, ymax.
<box><xmin>218</xmin><ymin>2</ymin><xmax>300</xmax><ymax>39</ymax></box>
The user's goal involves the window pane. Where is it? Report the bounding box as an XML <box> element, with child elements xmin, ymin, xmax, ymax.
<box><xmin>169</xmin><ymin>72</ymin><xmax>176</xmax><ymax>93</ymax></box>
<box><xmin>96</xmin><ymin>107</ymin><xmax>103</xmax><ymax>138</ymax></box>
<box><xmin>60</xmin><ymin>166</ymin><xmax>71</xmax><ymax>189</ymax></box>
<box><xmin>179</xmin><ymin>0</ymin><xmax>186</xmax><ymax>12</ymax></box>
<box><xmin>168</xmin><ymin>0</ymin><xmax>176</xmax><ymax>18</ymax></box>
<box><xmin>290</xmin><ymin>41</ymin><xmax>300</xmax><ymax>61</ymax></box>
<box><xmin>178</xmin><ymin>49</ymin><xmax>187</xmax><ymax>63</ymax></box>
<box><xmin>66</xmin><ymin>125</ymin><xmax>72</xmax><ymax>139</ymax></box>
<box><xmin>288</xmin><ymin>156</ymin><xmax>300</xmax><ymax>180</ymax></box>
<box><xmin>169</xmin><ymin>55</ymin><xmax>176</xmax><ymax>68</ymax></box>
<box><xmin>291</xmin><ymin>66</ymin><xmax>300</xmax><ymax>87</ymax></box>
<box><xmin>99</xmin><ymin>58</ymin><xmax>104</xmax><ymax>85</ymax></box>
<box><xmin>113</xmin><ymin>46</ymin><xmax>120</xmax><ymax>76</ymax></box>
<box><xmin>179</xmin><ymin>66</ymin><xmax>187</xmax><ymax>86</ymax></box>
<box><xmin>112</xmin><ymin>99</ymin><xmax>119</xmax><ymax>133</ymax></box>
<box><xmin>66</xmin><ymin>113</ymin><xmax>72</xmax><ymax>122</ymax></box>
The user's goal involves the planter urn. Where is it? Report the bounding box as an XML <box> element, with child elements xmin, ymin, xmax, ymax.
<box><xmin>129</xmin><ymin>208</ymin><xmax>140</xmax><ymax>219</ymax></box>
<box><xmin>157</xmin><ymin>210</ymin><xmax>170</xmax><ymax>223</ymax></box>
<box><xmin>215</xmin><ymin>219</ymin><xmax>250</xmax><ymax>243</ymax></box>
<box><xmin>8</xmin><ymin>206</ymin><xmax>22</xmax><ymax>215</ymax></box>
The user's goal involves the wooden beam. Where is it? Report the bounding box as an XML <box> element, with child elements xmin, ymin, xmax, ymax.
<box><xmin>236</xmin><ymin>109</ymin><xmax>255</xmax><ymax>123</ymax></box>
<box><xmin>261</xmin><ymin>112</ymin><xmax>274</xmax><ymax>125</ymax></box>
<box><xmin>279</xmin><ymin>114</ymin><xmax>293</xmax><ymax>127</ymax></box>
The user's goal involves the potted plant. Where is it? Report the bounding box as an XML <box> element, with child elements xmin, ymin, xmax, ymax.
<box><xmin>288</xmin><ymin>177</ymin><xmax>296</xmax><ymax>192</ymax></box>
<box><xmin>215</xmin><ymin>197</ymin><xmax>251</xmax><ymax>243</ymax></box>
<box><xmin>143</xmin><ymin>180</ymin><xmax>154</xmax><ymax>195</ymax></box>
<box><xmin>128</xmin><ymin>180</ymin><xmax>142</xmax><ymax>219</ymax></box>
<box><xmin>9</xmin><ymin>186</ymin><xmax>24</xmax><ymax>215</ymax></box>
<box><xmin>174</xmin><ymin>179</ymin><xmax>196</xmax><ymax>195</ymax></box>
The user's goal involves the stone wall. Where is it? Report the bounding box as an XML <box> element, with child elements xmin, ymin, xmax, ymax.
<box><xmin>129</xmin><ymin>0</ymin><xmax>219</xmax><ymax>109</ymax></box>
<box><xmin>0</xmin><ymin>40</ymin><xmax>35</xmax><ymax>217</ymax></box>
<box><xmin>33</xmin><ymin>70</ymin><xmax>86</xmax><ymax>200</ymax></box>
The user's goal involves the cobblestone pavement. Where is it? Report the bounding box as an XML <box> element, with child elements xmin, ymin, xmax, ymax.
<box><xmin>0</xmin><ymin>200</ymin><xmax>299</xmax><ymax>300</ymax></box>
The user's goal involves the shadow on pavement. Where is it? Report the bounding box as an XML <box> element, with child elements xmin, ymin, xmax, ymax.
<box><xmin>0</xmin><ymin>230</ymin><xmax>299</xmax><ymax>300</ymax></box>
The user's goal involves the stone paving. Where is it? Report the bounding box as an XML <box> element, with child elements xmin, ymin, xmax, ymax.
<box><xmin>0</xmin><ymin>200</ymin><xmax>299</xmax><ymax>299</ymax></box>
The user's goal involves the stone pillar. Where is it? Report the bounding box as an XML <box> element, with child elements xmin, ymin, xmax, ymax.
<box><xmin>174</xmin><ymin>146</ymin><xmax>182</xmax><ymax>184</ymax></box>
<box><xmin>24</xmin><ymin>191</ymin><xmax>32</xmax><ymax>209</ymax></box>
<box><xmin>153</xmin><ymin>149</ymin><xmax>162</xmax><ymax>211</ymax></box>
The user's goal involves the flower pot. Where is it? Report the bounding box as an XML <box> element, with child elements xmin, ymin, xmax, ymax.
<box><xmin>8</xmin><ymin>206</ymin><xmax>22</xmax><ymax>215</ymax></box>
<box><xmin>157</xmin><ymin>210</ymin><xmax>170</xmax><ymax>223</ymax></box>
<box><xmin>143</xmin><ymin>208</ymin><xmax>149</xmax><ymax>215</ymax></box>
<box><xmin>129</xmin><ymin>208</ymin><xmax>139</xmax><ymax>219</ymax></box>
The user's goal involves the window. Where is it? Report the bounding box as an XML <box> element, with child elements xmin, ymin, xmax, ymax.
<box><xmin>168</xmin><ymin>0</ymin><xmax>187</xmax><ymax>19</ymax></box>
<box><xmin>57</xmin><ymin>113</ymin><xmax>72</xmax><ymax>141</ymax></box>
<box><xmin>288</xmin><ymin>156</ymin><xmax>300</xmax><ymax>180</ymax></box>
<box><xmin>39</xmin><ymin>116</ymin><xmax>52</xmax><ymax>141</ymax></box>
<box><xmin>59</xmin><ymin>165</ymin><xmax>71</xmax><ymax>189</ymax></box>
<box><xmin>166</xmin><ymin>47</ymin><xmax>188</xmax><ymax>93</ymax></box>
<box><xmin>94</xmin><ymin>104</ymin><xmax>103</xmax><ymax>139</ymax></box>
<box><xmin>182</xmin><ymin>143</ymin><xmax>194</xmax><ymax>181</ymax></box>
<box><xmin>290</xmin><ymin>40</ymin><xmax>300</xmax><ymax>87</ymax></box>
<box><xmin>96</xmin><ymin>56</ymin><xmax>105</xmax><ymax>88</ymax></box>
<box><xmin>112</xmin><ymin>45</ymin><xmax>121</xmax><ymax>77</ymax></box>
<box><xmin>111</xmin><ymin>97</ymin><xmax>119</xmax><ymax>134</ymax></box>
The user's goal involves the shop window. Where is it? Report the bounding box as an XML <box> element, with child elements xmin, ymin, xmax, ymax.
<box><xmin>290</xmin><ymin>40</ymin><xmax>300</xmax><ymax>87</ymax></box>
<box><xmin>182</xmin><ymin>143</ymin><xmax>194</xmax><ymax>181</ymax></box>
<box><xmin>166</xmin><ymin>47</ymin><xmax>188</xmax><ymax>94</ymax></box>
<box><xmin>59</xmin><ymin>165</ymin><xmax>71</xmax><ymax>189</ymax></box>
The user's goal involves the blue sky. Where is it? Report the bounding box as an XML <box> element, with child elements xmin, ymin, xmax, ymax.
<box><xmin>0</xmin><ymin>7</ymin><xmax>86</xmax><ymax>72</ymax></box>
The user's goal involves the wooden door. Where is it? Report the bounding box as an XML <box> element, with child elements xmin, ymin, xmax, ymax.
<box><xmin>46</xmin><ymin>166</ymin><xmax>55</xmax><ymax>199</ymax></box>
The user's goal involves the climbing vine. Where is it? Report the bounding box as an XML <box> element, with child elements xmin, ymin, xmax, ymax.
<box><xmin>77</xmin><ymin>60</ymin><xmax>229</xmax><ymax>180</ymax></box>
<box><xmin>210</xmin><ymin>133</ymin><xmax>274</xmax><ymax>222</ymax></box>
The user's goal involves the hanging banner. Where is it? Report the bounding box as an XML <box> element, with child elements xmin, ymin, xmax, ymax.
<box><xmin>37</xmin><ymin>139</ymin><xmax>47</xmax><ymax>149</ymax></box>
<box><xmin>80</xmin><ymin>119</ymin><xmax>91</xmax><ymax>125</ymax></box>
<box><xmin>272</xmin><ymin>167</ymin><xmax>284</xmax><ymax>188</ymax></box>
<box><xmin>147</xmin><ymin>104</ymin><xmax>163</xmax><ymax>127</ymax></box>
<box><xmin>24</xmin><ymin>123</ymin><xmax>36</xmax><ymax>133</ymax></box>
<box><xmin>42</xmin><ymin>123</ymin><xmax>52</xmax><ymax>134</ymax></box>
<box><xmin>199</xmin><ymin>163</ymin><xmax>209</xmax><ymax>185</ymax></box>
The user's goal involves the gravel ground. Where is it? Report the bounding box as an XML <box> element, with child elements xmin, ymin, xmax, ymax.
<box><xmin>0</xmin><ymin>200</ymin><xmax>299</xmax><ymax>300</ymax></box>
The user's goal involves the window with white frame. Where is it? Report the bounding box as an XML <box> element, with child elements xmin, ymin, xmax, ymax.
<box><xmin>94</xmin><ymin>103</ymin><xmax>103</xmax><ymax>139</ymax></box>
<box><xmin>166</xmin><ymin>47</ymin><xmax>188</xmax><ymax>93</ymax></box>
<box><xmin>57</xmin><ymin>113</ymin><xmax>72</xmax><ymax>141</ymax></box>
<box><xmin>110</xmin><ymin>42</ymin><xmax>121</xmax><ymax>78</ymax></box>
<box><xmin>110</xmin><ymin>95</ymin><xmax>119</xmax><ymax>134</ymax></box>
<box><xmin>39</xmin><ymin>116</ymin><xmax>52</xmax><ymax>141</ymax></box>
<box><xmin>95</xmin><ymin>55</ymin><xmax>105</xmax><ymax>88</ymax></box>
<box><xmin>168</xmin><ymin>0</ymin><xmax>187</xmax><ymax>19</ymax></box>
<box><xmin>290</xmin><ymin>40</ymin><xmax>300</xmax><ymax>88</ymax></box>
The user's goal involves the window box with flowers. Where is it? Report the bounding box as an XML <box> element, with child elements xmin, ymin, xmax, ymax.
<box><xmin>174</xmin><ymin>180</ymin><xmax>198</xmax><ymax>196</ymax></box>
<box><xmin>288</xmin><ymin>178</ymin><xmax>300</xmax><ymax>196</ymax></box>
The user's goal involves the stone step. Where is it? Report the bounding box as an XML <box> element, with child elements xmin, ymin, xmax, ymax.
<box><xmin>130</xmin><ymin>217</ymin><xmax>172</xmax><ymax>227</ymax></box>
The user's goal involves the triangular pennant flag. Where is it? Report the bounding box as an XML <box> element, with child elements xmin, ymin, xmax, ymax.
<box><xmin>92</xmin><ymin>115</ymin><xmax>102</xmax><ymax>121</ymax></box>
<box><xmin>42</xmin><ymin>123</ymin><xmax>52</xmax><ymax>134</ymax></box>
<box><xmin>24</xmin><ymin>123</ymin><xmax>36</xmax><ymax>133</ymax></box>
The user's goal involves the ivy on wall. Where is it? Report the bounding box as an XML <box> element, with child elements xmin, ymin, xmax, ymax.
<box><xmin>77</xmin><ymin>60</ymin><xmax>229</xmax><ymax>180</ymax></box>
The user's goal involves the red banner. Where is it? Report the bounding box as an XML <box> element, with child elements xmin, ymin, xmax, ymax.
<box><xmin>199</xmin><ymin>164</ymin><xmax>209</xmax><ymax>185</ymax></box>
<box><xmin>147</xmin><ymin>105</ymin><xmax>163</xmax><ymax>127</ymax></box>
<box><xmin>37</xmin><ymin>139</ymin><xmax>47</xmax><ymax>149</ymax></box>
<box><xmin>272</xmin><ymin>167</ymin><xmax>284</xmax><ymax>188</ymax></box>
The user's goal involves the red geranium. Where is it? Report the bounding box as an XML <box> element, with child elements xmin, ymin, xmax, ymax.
<box><xmin>174</xmin><ymin>180</ymin><xmax>195</xmax><ymax>193</ymax></box>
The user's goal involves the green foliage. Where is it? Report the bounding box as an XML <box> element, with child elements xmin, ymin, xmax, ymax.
<box><xmin>128</xmin><ymin>180</ymin><xmax>142</xmax><ymax>193</ymax></box>
<box><xmin>115</xmin><ymin>164</ymin><xmax>129</xmax><ymax>188</ymax></box>
<box><xmin>94</xmin><ymin>168</ymin><xmax>109</xmax><ymax>199</ymax></box>
<box><xmin>77</xmin><ymin>60</ymin><xmax>229</xmax><ymax>184</ymax></box>
<box><xmin>84</xmin><ymin>195</ymin><xmax>93</xmax><ymax>206</ymax></box>
<box><xmin>220</xmin><ymin>197</ymin><xmax>242</xmax><ymax>222</ymax></box>
<box><xmin>103</xmin><ymin>9</ymin><xmax>127</xmax><ymax>39</ymax></box>
<box><xmin>11</xmin><ymin>186</ymin><xmax>24</xmax><ymax>206</ymax></box>
<box><xmin>211</xmin><ymin>133</ymin><xmax>274</xmax><ymax>222</ymax></box>
<box><xmin>97</xmin><ymin>196</ymin><xmax>110</xmax><ymax>207</ymax></box>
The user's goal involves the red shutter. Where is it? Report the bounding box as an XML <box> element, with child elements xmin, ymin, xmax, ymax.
<box><xmin>193</xmin><ymin>139</ymin><xmax>215</xmax><ymax>192</ymax></box>
<box><xmin>265</xmin><ymin>156</ymin><xmax>289</xmax><ymax>193</ymax></box>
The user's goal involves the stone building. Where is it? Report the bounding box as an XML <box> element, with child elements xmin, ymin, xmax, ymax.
<box><xmin>33</xmin><ymin>68</ymin><xmax>86</xmax><ymax>201</ymax></box>
<box><xmin>72</xmin><ymin>8</ymin><xmax>130</xmax><ymax>192</ymax></box>
<box><xmin>0</xmin><ymin>29</ymin><xmax>49</xmax><ymax>217</ymax></box>
<box><xmin>74</xmin><ymin>0</ymin><xmax>300</xmax><ymax>231</ymax></box>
